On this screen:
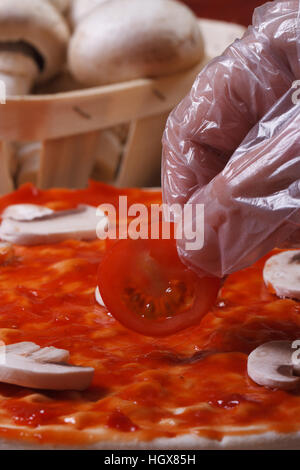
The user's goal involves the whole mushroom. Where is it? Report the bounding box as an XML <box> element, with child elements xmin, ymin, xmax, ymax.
<box><xmin>68</xmin><ymin>0</ymin><xmax>204</xmax><ymax>87</ymax></box>
<box><xmin>0</xmin><ymin>0</ymin><xmax>70</xmax><ymax>95</ymax></box>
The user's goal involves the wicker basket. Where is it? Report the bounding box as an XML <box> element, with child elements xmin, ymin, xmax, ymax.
<box><xmin>0</xmin><ymin>19</ymin><xmax>245</xmax><ymax>195</ymax></box>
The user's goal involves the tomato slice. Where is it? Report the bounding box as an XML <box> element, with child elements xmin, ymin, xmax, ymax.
<box><xmin>97</xmin><ymin>238</ymin><xmax>220</xmax><ymax>337</ymax></box>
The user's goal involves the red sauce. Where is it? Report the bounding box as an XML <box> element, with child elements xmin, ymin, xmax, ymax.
<box><xmin>107</xmin><ymin>410</ymin><xmax>139</xmax><ymax>433</ymax></box>
<box><xmin>5</xmin><ymin>402</ymin><xmax>62</xmax><ymax>428</ymax></box>
<box><xmin>0</xmin><ymin>181</ymin><xmax>300</xmax><ymax>446</ymax></box>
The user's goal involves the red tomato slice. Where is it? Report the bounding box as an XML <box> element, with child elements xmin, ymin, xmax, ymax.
<box><xmin>97</xmin><ymin>238</ymin><xmax>220</xmax><ymax>337</ymax></box>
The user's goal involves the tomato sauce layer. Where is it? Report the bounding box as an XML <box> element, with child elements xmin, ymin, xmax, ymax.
<box><xmin>0</xmin><ymin>182</ymin><xmax>299</xmax><ymax>446</ymax></box>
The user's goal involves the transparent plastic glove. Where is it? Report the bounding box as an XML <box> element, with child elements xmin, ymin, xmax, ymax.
<box><xmin>162</xmin><ymin>0</ymin><xmax>300</xmax><ymax>278</ymax></box>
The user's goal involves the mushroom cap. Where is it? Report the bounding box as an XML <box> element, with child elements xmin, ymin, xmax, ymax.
<box><xmin>68</xmin><ymin>0</ymin><xmax>204</xmax><ymax>86</ymax></box>
<box><xmin>0</xmin><ymin>0</ymin><xmax>70</xmax><ymax>82</ymax></box>
<box><xmin>69</xmin><ymin>0</ymin><xmax>108</xmax><ymax>27</ymax></box>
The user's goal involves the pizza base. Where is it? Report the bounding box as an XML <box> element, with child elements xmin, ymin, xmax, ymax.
<box><xmin>0</xmin><ymin>430</ymin><xmax>300</xmax><ymax>450</ymax></box>
<box><xmin>0</xmin><ymin>184</ymin><xmax>299</xmax><ymax>450</ymax></box>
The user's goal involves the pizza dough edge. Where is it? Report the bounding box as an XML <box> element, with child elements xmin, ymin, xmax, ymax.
<box><xmin>0</xmin><ymin>430</ymin><xmax>300</xmax><ymax>450</ymax></box>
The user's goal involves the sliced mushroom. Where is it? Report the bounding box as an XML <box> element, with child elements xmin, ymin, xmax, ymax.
<box><xmin>0</xmin><ymin>0</ymin><xmax>70</xmax><ymax>95</ymax></box>
<box><xmin>263</xmin><ymin>251</ymin><xmax>300</xmax><ymax>300</ymax></box>
<box><xmin>1</xmin><ymin>203</ymin><xmax>90</xmax><ymax>222</ymax></box>
<box><xmin>68</xmin><ymin>0</ymin><xmax>204</xmax><ymax>87</ymax></box>
<box><xmin>5</xmin><ymin>342</ymin><xmax>40</xmax><ymax>355</ymax></box>
<box><xmin>0</xmin><ymin>204</ymin><xmax>108</xmax><ymax>245</ymax></box>
<box><xmin>2</xmin><ymin>204</ymin><xmax>54</xmax><ymax>221</ymax></box>
<box><xmin>29</xmin><ymin>346</ymin><xmax>70</xmax><ymax>363</ymax></box>
<box><xmin>0</xmin><ymin>342</ymin><xmax>94</xmax><ymax>391</ymax></box>
<box><xmin>247</xmin><ymin>341</ymin><xmax>300</xmax><ymax>390</ymax></box>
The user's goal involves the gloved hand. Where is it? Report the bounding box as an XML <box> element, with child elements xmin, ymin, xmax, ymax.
<box><xmin>162</xmin><ymin>0</ymin><xmax>300</xmax><ymax>278</ymax></box>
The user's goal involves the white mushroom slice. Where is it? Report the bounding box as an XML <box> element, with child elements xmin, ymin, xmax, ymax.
<box><xmin>2</xmin><ymin>204</ymin><xmax>54</xmax><ymax>221</ymax></box>
<box><xmin>247</xmin><ymin>341</ymin><xmax>300</xmax><ymax>391</ymax></box>
<box><xmin>0</xmin><ymin>242</ymin><xmax>14</xmax><ymax>264</ymax></box>
<box><xmin>95</xmin><ymin>286</ymin><xmax>105</xmax><ymax>308</ymax></box>
<box><xmin>263</xmin><ymin>251</ymin><xmax>300</xmax><ymax>300</ymax></box>
<box><xmin>5</xmin><ymin>342</ymin><xmax>40</xmax><ymax>356</ymax></box>
<box><xmin>5</xmin><ymin>342</ymin><xmax>69</xmax><ymax>363</ymax></box>
<box><xmin>30</xmin><ymin>346</ymin><xmax>70</xmax><ymax>364</ymax></box>
<box><xmin>0</xmin><ymin>342</ymin><xmax>94</xmax><ymax>391</ymax></box>
<box><xmin>0</xmin><ymin>205</ymin><xmax>108</xmax><ymax>245</ymax></box>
